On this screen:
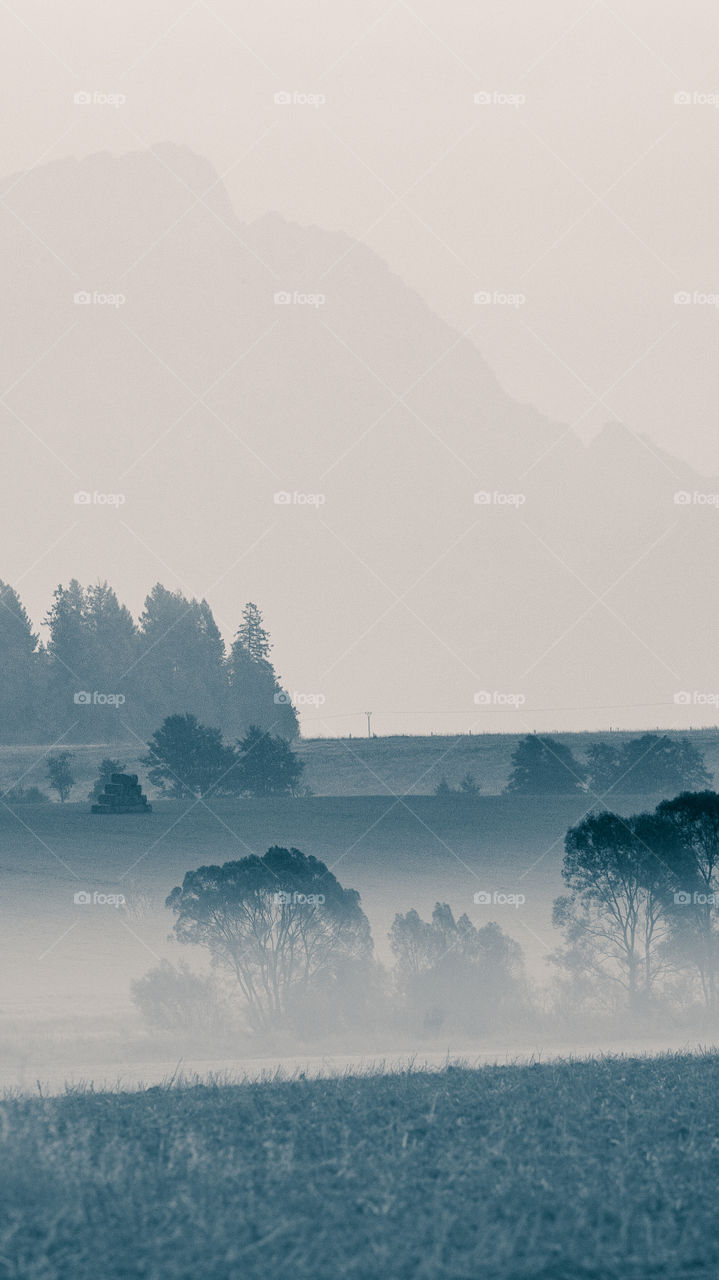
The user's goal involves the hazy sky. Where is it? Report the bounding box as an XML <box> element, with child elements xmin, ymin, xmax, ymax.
<box><xmin>3</xmin><ymin>0</ymin><xmax>719</xmax><ymax>736</ymax></box>
<box><xmin>3</xmin><ymin>0</ymin><xmax>719</xmax><ymax>467</ymax></box>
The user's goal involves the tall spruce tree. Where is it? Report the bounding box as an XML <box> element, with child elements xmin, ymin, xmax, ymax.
<box><xmin>226</xmin><ymin>604</ymin><xmax>297</xmax><ymax>740</ymax></box>
<box><xmin>0</xmin><ymin>581</ymin><xmax>40</xmax><ymax>740</ymax></box>
<box><xmin>234</xmin><ymin>602</ymin><xmax>271</xmax><ymax>662</ymax></box>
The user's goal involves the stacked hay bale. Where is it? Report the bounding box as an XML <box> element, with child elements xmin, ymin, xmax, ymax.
<box><xmin>91</xmin><ymin>772</ymin><xmax>152</xmax><ymax>814</ymax></box>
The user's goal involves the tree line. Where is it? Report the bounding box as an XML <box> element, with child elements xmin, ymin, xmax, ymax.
<box><xmin>435</xmin><ymin>731</ymin><xmax>712</xmax><ymax>798</ymax></box>
<box><xmin>25</xmin><ymin>718</ymin><xmax>306</xmax><ymax>805</ymax></box>
<box><xmin>0</xmin><ymin>580</ymin><xmax>297</xmax><ymax>742</ymax></box>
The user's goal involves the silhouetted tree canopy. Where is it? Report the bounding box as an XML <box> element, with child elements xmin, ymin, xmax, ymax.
<box><xmin>166</xmin><ymin>848</ymin><xmax>372</xmax><ymax>1028</ymax></box>
<box><xmin>0</xmin><ymin>579</ymin><xmax>299</xmax><ymax>743</ymax></box>
<box><xmin>89</xmin><ymin>757</ymin><xmax>126</xmax><ymax>800</ymax></box>
<box><xmin>389</xmin><ymin>903</ymin><xmax>526</xmax><ymax>1033</ymax></box>
<box><xmin>142</xmin><ymin>716</ymin><xmax>304</xmax><ymax>799</ymax></box>
<box><xmin>234</xmin><ymin>602</ymin><xmax>271</xmax><ymax>662</ymax></box>
<box><xmin>506</xmin><ymin>735</ymin><xmax>587</xmax><ymax>795</ymax></box>
<box><xmin>234</xmin><ymin>725</ymin><xmax>305</xmax><ymax>797</ymax></box>
<box><xmin>143</xmin><ymin>713</ymin><xmax>238</xmax><ymax>798</ymax></box>
<box><xmin>390</xmin><ymin>904</ymin><xmax>523</xmax><ymax>981</ymax></box>
<box><xmin>653</xmin><ymin>791</ymin><xmax>719</xmax><ymax>1007</ymax></box>
<box><xmin>0</xmin><ymin>580</ymin><xmax>39</xmax><ymax>739</ymax></box>
<box><xmin>585</xmin><ymin>734</ymin><xmax>711</xmax><ymax>797</ymax></box>
<box><xmin>552</xmin><ymin>809</ymin><xmax>686</xmax><ymax>1007</ymax></box>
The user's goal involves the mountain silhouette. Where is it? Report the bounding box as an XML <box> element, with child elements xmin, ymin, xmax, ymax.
<box><xmin>0</xmin><ymin>142</ymin><xmax>715</xmax><ymax>733</ymax></box>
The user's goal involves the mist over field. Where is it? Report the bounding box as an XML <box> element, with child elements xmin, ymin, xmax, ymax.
<box><xmin>3</xmin><ymin>732</ymin><xmax>719</xmax><ymax>1094</ymax></box>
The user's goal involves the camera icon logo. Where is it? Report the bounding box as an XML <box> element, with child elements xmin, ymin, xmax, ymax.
<box><xmin>674</xmin><ymin>491</ymin><xmax>692</xmax><ymax>505</ymax></box>
<box><xmin>674</xmin><ymin>291</ymin><xmax>692</xmax><ymax>305</ymax></box>
<box><xmin>74</xmin><ymin>691</ymin><xmax>92</xmax><ymax>705</ymax></box>
<box><xmin>273</xmin><ymin>491</ymin><xmax>292</xmax><ymax>504</ymax></box>
<box><xmin>273</xmin><ymin>291</ymin><xmax>292</xmax><ymax>304</ymax></box>
<box><xmin>73</xmin><ymin>291</ymin><xmax>92</xmax><ymax>304</ymax></box>
<box><xmin>73</xmin><ymin>491</ymin><xmax>91</xmax><ymax>505</ymax></box>
<box><xmin>473</xmin><ymin>891</ymin><xmax>492</xmax><ymax>905</ymax></box>
<box><xmin>674</xmin><ymin>890</ymin><xmax>692</xmax><ymax>905</ymax></box>
<box><xmin>74</xmin><ymin>891</ymin><xmax>92</xmax><ymax>905</ymax></box>
<box><xmin>274</xmin><ymin>91</ymin><xmax>292</xmax><ymax>105</ymax></box>
<box><xmin>674</xmin><ymin>691</ymin><xmax>692</xmax><ymax>705</ymax></box>
<box><xmin>674</xmin><ymin>91</ymin><xmax>692</xmax><ymax>105</ymax></box>
<box><xmin>273</xmin><ymin>691</ymin><xmax>291</xmax><ymax>705</ymax></box>
<box><xmin>73</xmin><ymin>91</ymin><xmax>92</xmax><ymax>105</ymax></box>
<box><xmin>474</xmin><ymin>691</ymin><xmax>492</xmax><ymax>705</ymax></box>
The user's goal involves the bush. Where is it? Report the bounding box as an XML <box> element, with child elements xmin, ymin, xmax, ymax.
<box><xmin>131</xmin><ymin>961</ymin><xmax>233</xmax><ymax>1035</ymax></box>
<box><xmin>389</xmin><ymin>905</ymin><xmax>529</xmax><ymax>1035</ymax></box>
<box><xmin>3</xmin><ymin>784</ymin><xmax>50</xmax><ymax>804</ymax></box>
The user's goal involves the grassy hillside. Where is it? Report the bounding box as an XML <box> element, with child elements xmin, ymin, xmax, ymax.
<box><xmin>3</xmin><ymin>1053</ymin><xmax>718</xmax><ymax>1278</ymax></box>
<box><xmin>297</xmin><ymin>729</ymin><xmax>719</xmax><ymax>796</ymax></box>
<box><xmin>1</xmin><ymin>727</ymin><xmax>718</xmax><ymax>798</ymax></box>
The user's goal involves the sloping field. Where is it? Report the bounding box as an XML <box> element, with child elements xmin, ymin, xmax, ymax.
<box><xmin>3</xmin><ymin>1054</ymin><xmax>718</xmax><ymax>1279</ymax></box>
<box><xmin>296</xmin><ymin>729</ymin><xmax>719</xmax><ymax>795</ymax></box>
<box><xmin>0</xmin><ymin>727</ymin><xmax>718</xmax><ymax>798</ymax></box>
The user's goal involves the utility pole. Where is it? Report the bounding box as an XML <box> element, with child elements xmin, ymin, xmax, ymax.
<box><xmin>365</xmin><ymin>711</ymin><xmax>372</xmax><ymax>738</ymax></box>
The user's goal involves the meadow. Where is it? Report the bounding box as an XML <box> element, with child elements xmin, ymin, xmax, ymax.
<box><xmin>2</xmin><ymin>1053</ymin><xmax>717</xmax><ymax>1279</ymax></box>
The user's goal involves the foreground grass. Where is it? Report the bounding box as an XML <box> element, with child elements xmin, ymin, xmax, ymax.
<box><xmin>1</xmin><ymin>1054</ymin><xmax>718</xmax><ymax>1279</ymax></box>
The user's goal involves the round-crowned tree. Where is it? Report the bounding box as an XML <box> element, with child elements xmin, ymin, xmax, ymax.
<box><xmin>234</xmin><ymin>725</ymin><xmax>304</xmax><ymax>796</ymax></box>
<box><xmin>143</xmin><ymin>713</ymin><xmax>238</xmax><ymax>798</ymax></box>
<box><xmin>506</xmin><ymin>734</ymin><xmax>586</xmax><ymax>795</ymax></box>
<box><xmin>166</xmin><ymin>847</ymin><xmax>373</xmax><ymax>1029</ymax></box>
